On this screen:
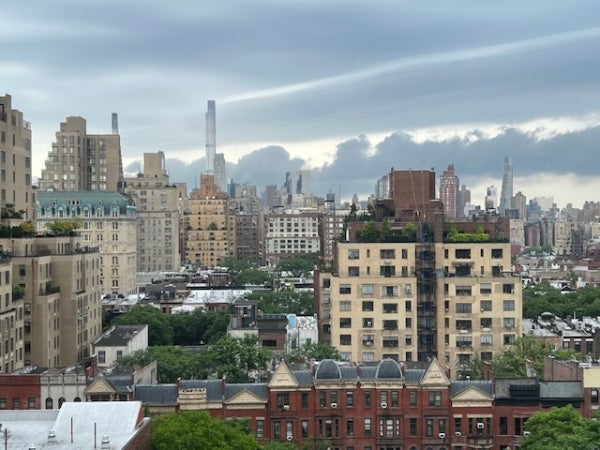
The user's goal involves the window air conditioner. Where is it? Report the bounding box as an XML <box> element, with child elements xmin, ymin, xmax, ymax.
<box><xmin>523</xmin><ymin>431</ymin><xmax>531</xmax><ymax>437</ymax></box>
<box><xmin>477</xmin><ymin>422</ymin><xmax>484</xmax><ymax>429</ymax></box>
<box><xmin>455</xmin><ymin>432</ymin><xmax>462</xmax><ymax>437</ymax></box>
<box><xmin>330</xmin><ymin>402</ymin><xmax>337</xmax><ymax>408</ymax></box>
<box><xmin>283</xmin><ymin>404</ymin><xmax>289</xmax><ymax>410</ymax></box>
<box><xmin>381</xmin><ymin>402</ymin><xmax>388</xmax><ymax>409</ymax></box>
<box><xmin>366</xmin><ymin>321</ymin><xmax>372</xmax><ymax>327</ymax></box>
<box><xmin>439</xmin><ymin>433</ymin><xmax>446</xmax><ymax>439</ymax></box>
<box><xmin>287</xmin><ymin>435</ymin><xmax>293</xmax><ymax>441</ymax></box>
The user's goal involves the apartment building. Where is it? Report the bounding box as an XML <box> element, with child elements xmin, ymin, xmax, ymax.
<box><xmin>321</xmin><ymin>242</ymin><xmax>420</xmax><ymax>364</ymax></box>
<box><xmin>0</xmin><ymin>95</ymin><xmax>34</xmax><ymax>222</ymax></box>
<box><xmin>318</xmin><ymin>236</ymin><xmax>520</xmax><ymax>378</ymax></box>
<box><xmin>8</xmin><ymin>235</ymin><xmax>103</xmax><ymax>367</ymax></box>
<box><xmin>123</xmin><ymin>152</ymin><xmax>181</xmax><ymax>272</ymax></box>
<box><xmin>263</xmin><ymin>210</ymin><xmax>321</xmax><ymax>267</ymax></box>
<box><xmin>36</xmin><ymin>191</ymin><xmax>137</xmax><ymax>295</ymax></box>
<box><xmin>38</xmin><ymin>116</ymin><xmax>123</xmax><ymax>192</ymax></box>
<box><xmin>186</xmin><ymin>174</ymin><xmax>232</xmax><ymax>268</ymax></box>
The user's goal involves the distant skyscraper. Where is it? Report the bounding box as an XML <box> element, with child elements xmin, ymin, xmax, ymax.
<box><xmin>214</xmin><ymin>152</ymin><xmax>226</xmax><ymax>193</ymax></box>
<box><xmin>512</xmin><ymin>191</ymin><xmax>527</xmax><ymax>220</ymax></box>
<box><xmin>205</xmin><ymin>100</ymin><xmax>216</xmax><ymax>173</ymax></box>
<box><xmin>485</xmin><ymin>186</ymin><xmax>497</xmax><ymax>212</ymax></box>
<box><xmin>457</xmin><ymin>184</ymin><xmax>471</xmax><ymax>219</ymax></box>
<box><xmin>499</xmin><ymin>156</ymin><xmax>513</xmax><ymax>216</ymax></box>
<box><xmin>439</xmin><ymin>163</ymin><xmax>459</xmax><ymax>219</ymax></box>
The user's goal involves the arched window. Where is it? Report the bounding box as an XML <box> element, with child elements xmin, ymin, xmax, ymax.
<box><xmin>74</xmin><ymin>397</ymin><xmax>81</xmax><ymax>402</ymax></box>
<box><xmin>58</xmin><ymin>397</ymin><xmax>66</xmax><ymax>408</ymax></box>
<box><xmin>45</xmin><ymin>397</ymin><xmax>53</xmax><ymax>409</ymax></box>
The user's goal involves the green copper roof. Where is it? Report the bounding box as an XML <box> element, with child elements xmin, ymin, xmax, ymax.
<box><xmin>37</xmin><ymin>190</ymin><xmax>136</xmax><ymax>215</ymax></box>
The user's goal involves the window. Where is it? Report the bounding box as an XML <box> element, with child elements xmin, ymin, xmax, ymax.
<box><xmin>503</xmin><ymin>300</ymin><xmax>515</xmax><ymax>311</ymax></box>
<box><xmin>382</xmin><ymin>304</ymin><xmax>397</xmax><ymax>314</ymax></box>
<box><xmin>98</xmin><ymin>350</ymin><xmax>106</xmax><ymax>363</ymax></box>
<box><xmin>363</xmin><ymin>391</ymin><xmax>372</xmax><ymax>407</ymax></box>
<box><xmin>363</xmin><ymin>318</ymin><xmax>374</xmax><ymax>328</ymax></box>
<box><xmin>402</xmin><ymin>249</ymin><xmax>408</xmax><ymax>259</ymax></box>
<box><xmin>319</xmin><ymin>391</ymin><xmax>327</xmax><ymax>407</ymax></box>
<box><xmin>481</xmin><ymin>334</ymin><xmax>493</xmax><ymax>346</ymax></box>
<box><xmin>503</xmin><ymin>318</ymin><xmax>515</xmax><ymax>328</ymax></box>
<box><xmin>339</xmin><ymin>284</ymin><xmax>351</xmax><ymax>294</ymax></box>
<box><xmin>340</xmin><ymin>301</ymin><xmax>351</xmax><ymax>311</ymax></box>
<box><xmin>380</xmin><ymin>265</ymin><xmax>395</xmax><ymax>277</ymax></box>
<box><xmin>455</xmin><ymin>249</ymin><xmax>471</xmax><ymax>259</ymax></box>
<box><xmin>383</xmin><ymin>320</ymin><xmax>398</xmax><ymax>330</ymax></box>
<box><xmin>348</xmin><ymin>249</ymin><xmax>360</xmax><ymax>259</ymax></box>
<box><xmin>348</xmin><ymin>266</ymin><xmax>360</xmax><ymax>276</ymax></box>
<box><xmin>346</xmin><ymin>391</ymin><xmax>354</xmax><ymax>407</ymax></box>
<box><xmin>12</xmin><ymin>398</ymin><xmax>20</xmax><ymax>410</ymax></box>
<box><xmin>340</xmin><ymin>318</ymin><xmax>352</xmax><ymax>328</ymax></box>
<box><xmin>340</xmin><ymin>335</ymin><xmax>352</xmax><ymax>345</ymax></box>
<box><xmin>426</xmin><ymin>418</ymin><xmax>434</xmax><ymax>436</ymax></box>
<box><xmin>499</xmin><ymin>416</ymin><xmax>508</xmax><ymax>435</ymax></box>
<box><xmin>380</xmin><ymin>249</ymin><xmax>395</xmax><ymax>259</ymax></box>
<box><xmin>480</xmin><ymin>300</ymin><xmax>492</xmax><ymax>312</ymax></box>
<box><xmin>428</xmin><ymin>391</ymin><xmax>442</xmax><ymax>407</ymax></box>
<box><xmin>492</xmin><ymin>248</ymin><xmax>503</xmax><ymax>258</ymax></box>
<box><xmin>301</xmin><ymin>420</ymin><xmax>309</xmax><ymax>438</ymax></box>
<box><xmin>480</xmin><ymin>283</ymin><xmax>492</xmax><ymax>294</ymax></box>
<box><xmin>28</xmin><ymin>397</ymin><xmax>35</xmax><ymax>409</ymax></box>
<box><xmin>592</xmin><ymin>389</ymin><xmax>599</xmax><ymax>405</ymax></box>
<box><xmin>45</xmin><ymin>397</ymin><xmax>53</xmax><ymax>409</ymax></box>
<box><xmin>362</xmin><ymin>301</ymin><xmax>374</xmax><ymax>311</ymax></box>
<box><xmin>301</xmin><ymin>392</ymin><xmax>309</xmax><ymax>408</ymax></box>
<box><xmin>383</xmin><ymin>285</ymin><xmax>398</xmax><ymax>297</ymax></box>
<box><xmin>456</xmin><ymin>285</ymin><xmax>472</xmax><ymax>296</ymax></box>
<box><xmin>277</xmin><ymin>393</ymin><xmax>290</xmax><ymax>408</ymax></box>
<box><xmin>456</xmin><ymin>303</ymin><xmax>472</xmax><ymax>313</ymax></box>
<box><xmin>504</xmin><ymin>334</ymin><xmax>516</xmax><ymax>345</ymax></box>
<box><xmin>405</xmin><ymin>300</ymin><xmax>412</xmax><ymax>311</ymax></box>
<box><xmin>323</xmin><ymin>278</ymin><xmax>331</xmax><ymax>288</ymax></box>
<box><xmin>361</xmin><ymin>284</ymin><xmax>374</xmax><ymax>295</ymax></box>
<box><xmin>256</xmin><ymin>419</ymin><xmax>264</xmax><ymax>438</ymax></box>
<box><xmin>364</xmin><ymin>418</ymin><xmax>372</xmax><ymax>436</ymax></box>
<box><xmin>454</xmin><ymin>417</ymin><xmax>462</xmax><ymax>434</ymax></box>
<box><xmin>503</xmin><ymin>283</ymin><xmax>515</xmax><ymax>294</ymax></box>
<box><xmin>409</xmin><ymin>418</ymin><xmax>417</xmax><ymax>435</ymax></box>
<box><xmin>346</xmin><ymin>419</ymin><xmax>354</xmax><ymax>436</ymax></box>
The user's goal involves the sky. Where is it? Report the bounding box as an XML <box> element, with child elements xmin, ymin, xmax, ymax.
<box><xmin>3</xmin><ymin>0</ymin><xmax>600</xmax><ymax>208</ymax></box>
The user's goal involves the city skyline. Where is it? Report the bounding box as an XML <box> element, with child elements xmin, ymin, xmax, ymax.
<box><xmin>3</xmin><ymin>1</ymin><xmax>600</xmax><ymax>206</ymax></box>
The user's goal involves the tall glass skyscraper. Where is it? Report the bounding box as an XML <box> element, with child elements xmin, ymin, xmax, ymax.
<box><xmin>205</xmin><ymin>100</ymin><xmax>216</xmax><ymax>173</ymax></box>
<box><xmin>499</xmin><ymin>156</ymin><xmax>513</xmax><ymax>216</ymax></box>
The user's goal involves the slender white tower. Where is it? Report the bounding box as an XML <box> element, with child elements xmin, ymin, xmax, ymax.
<box><xmin>205</xmin><ymin>100</ymin><xmax>216</xmax><ymax>173</ymax></box>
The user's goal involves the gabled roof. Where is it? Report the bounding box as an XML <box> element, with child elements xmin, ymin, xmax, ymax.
<box><xmin>269</xmin><ymin>361</ymin><xmax>299</xmax><ymax>389</ymax></box>
<box><xmin>451</xmin><ymin>380</ymin><xmax>494</xmax><ymax>398</ymax></box>
<box><xmin>225</xmin><ymin>384</ymin><xmax>268</xmax><ymax>403</ymax></box>
<box><xmin>420</xmin><ymin>357</ymin><xmax>451</xmax><ymax>387</ymax></box>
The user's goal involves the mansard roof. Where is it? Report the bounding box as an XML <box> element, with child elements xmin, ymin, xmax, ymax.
<box><xmin>374</xmin><ymin>359</ymin><xmax>403</xmax><ymax>380</ymax></box>
<box><xmin>315</xmin><ymin>360</ymin><xmax>342</xmax><ymax>380</ymax></box>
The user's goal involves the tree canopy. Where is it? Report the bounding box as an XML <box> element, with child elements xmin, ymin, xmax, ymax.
<box><xmin>276</xmin><ymin>253</ymin><xmax>319</xmax><ymax>277</ymax></box>
<box><xmin>521</xmin><ymin>405</ymin><xmax>600</xmax><ymax>450</ymax></box>
<box><xmin>523</xmin><ymin>283</ymin><xmax>600</xmax><ymax>319</ymax></box>
<box><xmin>246</xmin><ymin>290</ymin><xmax>315</xmax><ymax>316</ymax></box>
<box><xmin>111</xmin><ymin>305</ymin><xmax>228</xmax><ymax>346</ymax></box>
<box><xmin>287</xmin><ymin>342</ymin><xmax>341</xmax><ymax>363</ymax></box>
<box><xmin>199</xmin><ymin>334</ymin><xmax>272</xmax><ymax>383</ymax></box>
<box><xmin>151</xmin><ymin>411</ymin><xmax>257</xmax><ymax>450</ymax></box>
<box><xmin>119</xmin><ymin>346</ymin><xmax>202</xmax><ymax>383</ymax></box>
<box><xmin>491</xmin><ymin>335</ymin><xmax>578</xmax><ymax>378</ymax></box>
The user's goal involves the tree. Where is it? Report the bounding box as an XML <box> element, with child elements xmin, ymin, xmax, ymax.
<box><xmin>118</xmin><ymin>346</ymin><xmax>202</xmax><ymax>383</ymax></box>
<box><xmin>520</xmin><ymin>405</ymin><xmax>600</xmax><ymax>450</ymax></box>
<box><xmin>151</xmin><ymin>411</ymin><xmax>257</xmax><ymax>450</ymax></box>
<box><xmin>276</xmin><ymin>253</ymin><xmax>319</xmax><ymax>277</ymax></box>
<box><xmin>235</xmin><ymin>268</ymin><xmax>271</xmax><ymax>285</ymax></box>
<box><xmin>45</xmin><ymin>218</ymin><xmax>83</xmax><ymax>235</ymax></box>
<box><xmin>288</xmin><ymin>342</ymin><xmax>340</xmax><ymax>363</ymax></box>
<box><xmin>200</xmin><ymin>334</ymin><xmax>272</xmax><ymax>382</ymax></box>
<box><xmin>171</xmin><ymin>309</ymin><xmax>228</xmax><ymax>346</ymax></box>
<box><xmin>358</xmin><ymin>220</ymin><xmax>378</xmax><ymax>242</ymax></box>
<box><xmin>113</xmin><ymin>305</ymin><xmax>174</xmax><ymax>345</ymax></box>
<box><xmin>491</xmin><ymin>335</ymin><xmax>579</xmax><ymax>378</ymax></box>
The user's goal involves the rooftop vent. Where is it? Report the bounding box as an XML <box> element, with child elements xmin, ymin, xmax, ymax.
<box><xmin>101</xmin><ymin>434</ymin><xmax>110</xmax><ymax>449</ymax></box>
